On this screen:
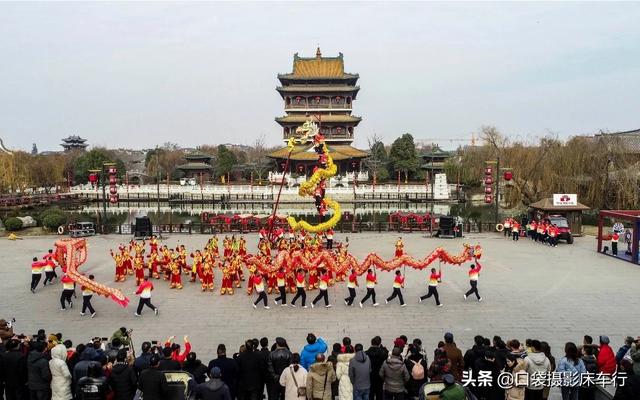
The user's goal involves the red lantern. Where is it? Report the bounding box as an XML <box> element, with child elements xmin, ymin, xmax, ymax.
<box><xmin>109</xmin><ymin>186</ymin><xmax>118</xmax><ymax>195</ymax></box>
<box><xmin>484</xmin><ymin>177</ymin><xmax>493</xmax><ymax>185</ymax></box>
<box><xmin>484</xmin><ymin>167</ymin><xmax>493</xmax><ymax>175</ymax></box>
<box><xmin>109</xmin><ymin>176</ymin><xmax>117</xmax><ymax>185</ymax></box>
<box><xmin>88</xmin><ymin>173</ymin><xmax>97</xmax><ymax>183</ymax></box>
<box><xmin>484</xmin><ymin>187</ymin><xmax>493</xmax><ymax>194</ymax></box>
<box><xmin>484</xmin><ymin>195</ymin><xmax>493</xmax><ymax>204</ymax></box>
<box><xmin>108</xmin><ymin>167</ymin><xmax>117</xmax><ymax>175</ymax></box>
<box><xmin>109</xmin><ymin>195</ymin><xmax>118</xmax><ymax>204</ymax></box>
<box><xmin>504</xmin><ymin>171</ymin><xmax>513</xmax><ymax>181</ymax></box>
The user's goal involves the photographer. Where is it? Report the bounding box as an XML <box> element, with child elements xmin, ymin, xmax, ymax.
<box><xmin>110</xmin><ymin>328</ymin><xmax>133</xmax><ymax>349</ymax></box>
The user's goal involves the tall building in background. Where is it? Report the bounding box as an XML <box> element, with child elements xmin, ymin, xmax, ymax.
<box><xmin>268</xmin><ymin>48</ymin><xmax>368</xmax><ymax>176</ymax></box>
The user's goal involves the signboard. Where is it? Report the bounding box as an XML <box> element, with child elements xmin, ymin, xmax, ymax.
<box><xmin>553</xmin><ymin>194</ymin><xmax>578</xmax><ymax>206</ymax></box>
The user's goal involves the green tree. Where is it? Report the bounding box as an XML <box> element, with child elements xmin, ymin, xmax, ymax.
<box><xmin>215</xmin><ymin>145</ymin><xmax>237</xmax><ymax>181</ymax></box>
<box><xmin>73</xmin><ymin>148</ymin><xmax>126</xmax><ymax>184</ymax></box>
<box><xmin>389</xmin><ymin>133</ymin><xmax>418</xmax><ymax>182</ymax></box>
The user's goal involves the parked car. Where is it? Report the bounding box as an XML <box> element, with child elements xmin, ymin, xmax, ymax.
<box><xmin>67</xmin><ymin>222</ymin><xmax>96</xmax><ymax>237</ymax></box>
<box><xmin>546</xmin><ymin>215</ymin><xmax>573</xmax><ymax>244</ymax></box>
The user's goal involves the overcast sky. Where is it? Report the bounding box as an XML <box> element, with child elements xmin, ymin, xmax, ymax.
<box><xmin>1</xmin><ymin>2</ymin><xmax>639</xmax><ymax>152</ymax></box>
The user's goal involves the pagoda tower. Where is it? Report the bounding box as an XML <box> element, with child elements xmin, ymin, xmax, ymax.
<box><xmin>268</xmin><ymin>48</ymin><xmax>368</xmax><ymax>176</ymax></box>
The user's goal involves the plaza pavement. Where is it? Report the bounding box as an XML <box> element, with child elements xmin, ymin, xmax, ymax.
<box><xmin>1</xmin><ymin>232</ymin><xmax>637</xmax><ymax>373</ymax></box>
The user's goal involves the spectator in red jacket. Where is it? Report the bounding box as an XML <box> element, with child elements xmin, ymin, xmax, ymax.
<box><xmin>597</xmin><ymin>336</ymin><xmax>617</xmax><ymax>375</ymax></box>
<box><xmin>164</xmin><ymin>335</ymin><xmax>192</xmax><ymax>364</ymax></box>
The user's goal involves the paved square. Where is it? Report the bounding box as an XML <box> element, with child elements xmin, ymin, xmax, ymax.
<box><xmin>2</xmin><ymin>232</ymin><xmax>636</xmax><ymax>362</ymax></box>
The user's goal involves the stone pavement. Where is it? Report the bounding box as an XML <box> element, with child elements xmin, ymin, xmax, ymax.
<box><xmin>1</xmin><ymin>232</ymin><xmax>636</xmax><ymax>374</ymax></box>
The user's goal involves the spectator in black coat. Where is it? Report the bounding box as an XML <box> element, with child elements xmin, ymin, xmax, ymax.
<box><xmin>236</xmin><ymin>340</ymin><xmax>268</xmax><ymax>400</ymax></box>
<box><xmin>190</xmin><ymin>366</ymin><xmax>233</xmax><ymax>400</ymax></box>
<box><xmin>268</xmin><ymin>337</ymin><xmax>292</xmax><ymax>400</ymax></box>
<box><xmin>1</xmin><ymin>338</ymin><xmax>28</xmax><ymax>400</ymax></box>
<box><xmin>108</xmin><ymin>349</ymin><xmax>137</xmax><ymax>400</ymax></box>
<box><xmin>472</xmin><ymin>350</ymin><xmax>502</xmax><ymax>400</ymax></box>
<box><xmin>27</xmin><ymin>340</ymin><xmax>52</xmax><ymax>400</ymax></box>
<box><xmin>138</xmin><ymin>355</ymin><xmax>169</xmax><ymax>400</ymax></box>
<box><xmin>365</xmin><ymin>336</ymin><xmax>389</xmax><ymax>400</ymax></box>
<box><xmin>158</xmin><ymin>346</ymin><xmax>181</xmax><ymax>371</ymax></box>
<box><xmin>76</xmin><ymin>363</ymin><xmax>110</xmax><ymax>400</ymax></box>
<box><xmin>184</xmin><ymin>352</ymin><xmax>209</xmax><ymax>384</ymax></box>
<box><xmin>208</xmin><ymin>344</ymin><xmax>239</xmax><ymax>400</ymax></box>
<box><xmin>133</xmin><ymin>341</ymin><xmax>153</xmax><ymax>376</ymax></box>
<box><xmin>463</xmin><ymin>335</ymin><xmax>486</xmax><ymax>377</ymax></box>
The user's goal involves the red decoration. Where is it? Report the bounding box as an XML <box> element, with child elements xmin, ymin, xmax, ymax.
<box><xmin>504</xmin><ymin>171</ymin><xmax>513</xmax><ymax>181</ymax></box>
<box><xmin>484</xmin><ymin>177</ymin><xmax>493</xmax><ymax>185</ymax></box>
<box><xmin>88</xmin><ymin>173</ymin><xmax>97</xmax><ymax>183</ymax></box>
<box><xmin>109</xmin><ymin>186</ymin><xmax>118</xmax><ymax>195</ymax></box>
<box><xmin>484</xmin><ymin>187</ymin><xmax>493</xmax><ymax>194</ymax></box>
<box><xmin>484</xmin><ymin>167</ymin><xmax>493</xmax><ymax>175</ymax></box>
<box><xmin>108</xmin><ymin>167</ymin><xmax>117</xmax><ymax>175</ymax></box>
<box><xmin>484</xmin><ymin>195</ymin><xmax>493</xmax><ymax>204</ymax></box>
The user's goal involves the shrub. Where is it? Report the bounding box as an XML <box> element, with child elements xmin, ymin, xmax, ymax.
<box><xmin>4</xmin><ymin>217</ymin><xmax>23</xmax><ymax>231</ymax></box>
<box><xmin>42</xmin><ymin>212</ymin><xmax>68</xmax><ymax>230</ymax></box>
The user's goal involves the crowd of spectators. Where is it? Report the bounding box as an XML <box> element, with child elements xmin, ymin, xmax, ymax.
<box><xmin>0</xmin><ymin>319</ymin><xmax>639</xmax><ymax>400</ymax></box>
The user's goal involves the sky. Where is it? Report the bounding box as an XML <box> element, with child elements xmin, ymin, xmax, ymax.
<box><xmin>1</xmin><ymin>1</ymin><xmax>639</xmax><ymax>152</ymax></box>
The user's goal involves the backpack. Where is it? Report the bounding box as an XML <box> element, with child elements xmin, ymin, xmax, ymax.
<box><xmin>410</xmin><ymin>360</ymin><xmax>425</xmax><ymax>380</ymax></box>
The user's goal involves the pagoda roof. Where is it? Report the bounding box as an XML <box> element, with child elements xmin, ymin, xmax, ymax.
<box><xmin>276</xmin><ymin>85</ymin><xmax>360</xmax><ymax>93</ymax></box>
<box><xmin>529</xmin><ymin>197</ymin><xmax>590</xmax><ymax>212</ymax></box>
<box><xmin>176</xmin><ymin>162</ymin><xmax>214</xmax><ymax>171</ymax></box>
<box><xmin>61</xmin><ymin>135</ymin><xmax>87</xmax><ymax>143</ymax></box>
<box><xmin>278</xmin><ymin>48</ymin><xmax>359</xmax><ymax>80</ymax></box>
<box><xmin>267</xmin><ymin>144</ymin><xmax>369</xmax><ymax>161</ymax></box>
<box><xmin>275</xmin><ymin>114</ymin><xmax>361</xmax><ymax>124</ymax></box>
<box><xmin>184</xmin><ymin>152</ymin><xmax>212</xmax><ymax>161</ymax></box>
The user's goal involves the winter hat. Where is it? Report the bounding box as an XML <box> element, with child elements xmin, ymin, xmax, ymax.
<box><xmin>444</xmin><ymin>332</ymin><xmax>454</xmax><ymax>342</ymax></box>
<box><xmin>443</xmin><ymin>374</ymin><xmax>455</xmax><ymax>386</ymax></box>
<box><xmin>393</xmin><ymin>338</ymin><xmax>406</xmax><ymax>348</ymax></box>
<box><xmin>211</xmin><ymin>366</ymin><xmax>222</xmax><ymax>378</ymax></box>
<box><xmin>599</xmin><ymin>336</ymin><xmax>610</xmax><ymax>345</ymax></box>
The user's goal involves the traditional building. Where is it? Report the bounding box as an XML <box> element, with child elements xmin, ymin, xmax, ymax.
<box><xmin>268</xmin><ymin>48</ymin><xmax>368</xmax><ymax>177</ymax></box>
<box><xmin>61</xmin><ymin>135</ymin><xmax>88</xmax><ymax>152</ymax></box>
<box><xmin>420</xmin><ymin>146</ymin><xmax>453</xmax><ymax>176</ymax></box>
<box><xmin>176</xmin><ymin>152</ymin><xmax>214</xmax><ymax>181</ymax></box>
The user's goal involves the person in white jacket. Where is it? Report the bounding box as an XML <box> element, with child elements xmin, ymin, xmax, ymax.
<box><xmin>279</xmin><ymin>353</ymin><xmax>308</xmax><ymax>400</ymax></box>
<box><xmin>335</xmin><ymin>352</ymin><xmax>356</xmax><ymax>400</ymax></box>
<box><xmin>49</xmin><ymin>344</ymin><xmax>73</xmax><ymax>400</ymax></box>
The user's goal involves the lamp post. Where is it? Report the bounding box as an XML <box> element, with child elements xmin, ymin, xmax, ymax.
<box><xmin>89</xmin><ymin>162</ymin><xmax>116</xmax><ymax>234</ymax></box>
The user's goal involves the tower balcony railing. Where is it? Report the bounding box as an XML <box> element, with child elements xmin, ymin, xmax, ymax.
<box><xmin>285</xmin><ymin>103</ymin><xmax>352</xmax><ymax>111</ymax></box>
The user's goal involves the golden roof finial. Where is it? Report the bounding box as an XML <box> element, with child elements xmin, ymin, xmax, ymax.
<box><xmin>316</xmin><ymin>46</ymin><xmax>322</xmax><ymax>59</ymax></box>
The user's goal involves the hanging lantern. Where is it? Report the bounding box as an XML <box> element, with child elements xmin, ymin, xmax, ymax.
<box><xmin>109</xmin><ymin>194</ymin><xmax>118</xmax><ymax>204</ymax></box>
<box><xmin>109</xmin><ymin>186</ymin><xmax>118</xmax><ymax>195</ymax></box>
<box><xmin>484</xmin><ymin>167</ymin><xmax>493</xmax><ymax>175</ymax></box>
<box><xmin>108</xmin><ymin>166</ymin><xmax>118</xmax><ymax>204</ymax></box>
<box><xmin>484</xmin><ymin>187</ymin><xmax>493</xmax><ymax>194</ymax></box>
<box><xmin>108</xmin><ymin>167</ymin><xmax>117</xmax><ymax>175</ymax></box>
<box><xmin>484</xmin><ymin>195</ymin><xmax>493</xmax><ymax>204</ymax></box>
<box><xmin>88</xmin><ymin>173</ymin><xmax>97</xmax><ymax>184</ymax></box>
<box><xmin>504</xmin><ymin>171</ymin><xmax>513</xmax><ymax>181</ymax></box>
<box><xmin>484</xmin><ymin>177</ymin><xmax>493</xmax><ymax>185</ymax></box>
<box><xmin>109</xmin><ymin>176</ymin><xmax>117</xmax><ymax>185</ymax></box>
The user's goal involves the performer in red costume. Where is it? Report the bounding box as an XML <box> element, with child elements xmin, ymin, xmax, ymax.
<box><xmin>359</xmin><ymin>269</ymin><xmax>378</xmax><ymax>308</ymax></box>
<box><xmin>273</xmin><ymin>268</ymin><xmax>287</xmax><ymax>306</ymax></box>
<box><xmin>60</xmin><ymin>274</ymin><xmax>75</xmax><ymax>311</ymax></box>
<box><xmin>419</xmin><ymin>268</ymin><xmax>443</xmax><ymax>307</ymax></box>
<box><xmin>463</xmin><ymin>260</ymin><xmax>482</xmax><ymax>302</ymax></box>
<box><xmin>201</xmin><ymin>262</ymin><xmax>214</xmax><ymax>292</ymax></box>
<box><xmin>169</xmin><ymin>262</ymin><xmax>183</xmax><ymax>290</ymax></box>
<box><xmin>311</xmin><ymin>269</ymin><xmax>331</xmax><ymax>308</ymax></box>
<box><xmin>252</xmin><ymin>272</ymin><xmax>270</xmax><ymax>310</ymax></box>
<box><xmin>133</xmin><ymin>256</ymin><xmax>145</xmax><ymax>286</ymax></box>
<box><xmin>30</xmin><ymin>257</ymin><xmax>45</xmax><ymax>293</ymax></box>
<box><xmin>395</xmin><ymin>237</ymin><xmax>404</xmax><ymax>258</ymax></box>
<box><xmin>385</xmin><ymin>270</ymin><xmax>406</xmax><ymax>306</ymax></box>
<box><xmin>220</xmin><ymin>262</ymin><xmax>234</xmax><ymax>295</ymax></box>
<box><xmin>134</xmin><ymin>277</ymin><xmax>158</xmax><ymax>316</ymax></box>
<box><xmin>290</xmin><ymin>269</ymin><xmax>307</xmax><ymax>308</ymax></box>
<box><xmin>344</xmin><ymin>269</ymin><xmax>358</xmax><ymax>306</ymax></box>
